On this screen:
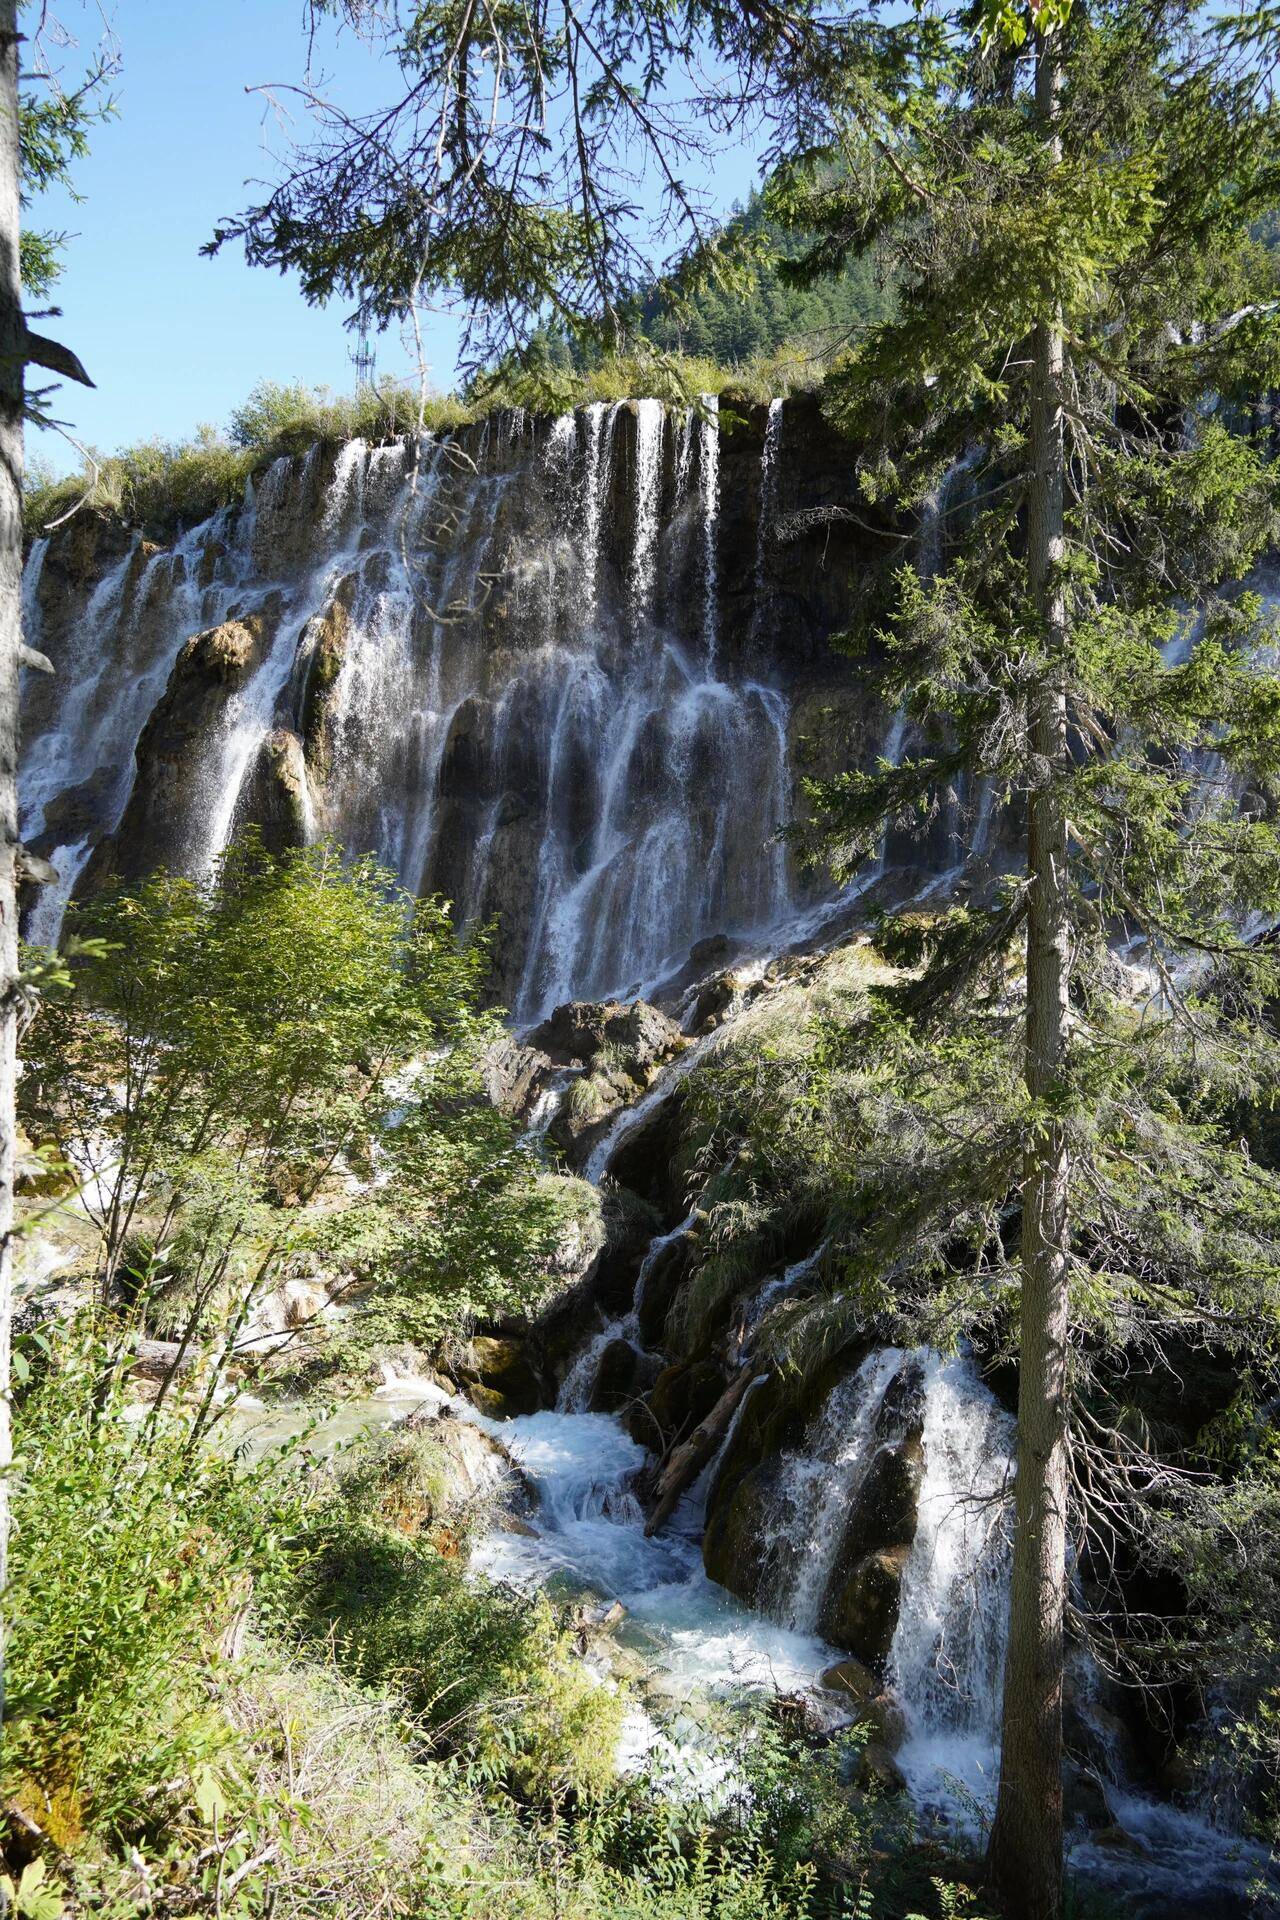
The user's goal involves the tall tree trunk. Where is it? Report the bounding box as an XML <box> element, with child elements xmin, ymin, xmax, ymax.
<box><xmin>986</xmin><ymin>30</ymin><xmax>1071</xmax><ymax>1920</ymax></box>
<box><xmin>0</xmin><ymin>0</ymin><xmax>21</xmax><ymax>1731</ymax></box>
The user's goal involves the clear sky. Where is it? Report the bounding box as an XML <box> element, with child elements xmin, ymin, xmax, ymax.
<box><xmin>29</xmin><ymin>1</ymin><xmax>762</xmax><ymax>474</ymax></box>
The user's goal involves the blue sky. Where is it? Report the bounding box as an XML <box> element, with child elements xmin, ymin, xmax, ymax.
<box><xmin>29</xmin><ymin>1</ymin><xmax>762</xmax><ymax>474</ymax></box>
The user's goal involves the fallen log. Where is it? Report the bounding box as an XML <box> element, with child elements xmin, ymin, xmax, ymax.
<box><xmin>644</xmin><ymin>1365</ymin><xmax>758</xmax><ymax>1537</ymax></box>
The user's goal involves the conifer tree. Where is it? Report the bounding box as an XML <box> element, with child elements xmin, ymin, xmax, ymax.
<box><xmin>774</xmin><ymin>6</ymin><xmax>1280</xmax><ymax>1911</ymax></box>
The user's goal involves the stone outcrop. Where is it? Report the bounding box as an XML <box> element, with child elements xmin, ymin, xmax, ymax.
<box><xmin>450</xmin><ymin>1332</ymin><xmax>548</xmax><ymax>1418</ymax></box>
<box><xmin>80</xmin><ymin>603</ymin><xmax>283</xmax><ymax>891</ymax></box>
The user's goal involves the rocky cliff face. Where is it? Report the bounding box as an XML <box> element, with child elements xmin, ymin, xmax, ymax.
<box><xmin>20</xmin><ymin>394</ymin><xmax>1007</xmax><ymax>1011</ymax></box>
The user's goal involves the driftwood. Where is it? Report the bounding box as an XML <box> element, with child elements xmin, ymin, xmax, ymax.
<box><xmin>644</xmin><ymin>1365</ymin><xmax>757</xmax><ymax>1537</ymax></box>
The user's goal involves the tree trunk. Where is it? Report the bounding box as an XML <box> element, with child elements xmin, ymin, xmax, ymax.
<box><xmin>0</xmin><ymin>0</ymin><xmax>20</xmax><ymax>1740</ymax></box>
<box><xmin>644</xmin><ymin>1366</ymin><xmax>757</xmax><ymax>1536</ymax></box>
<box><xmin>986</xmin><ymin>31</ymin><xmax>1071</xmax><ymax>1920</ymax></box>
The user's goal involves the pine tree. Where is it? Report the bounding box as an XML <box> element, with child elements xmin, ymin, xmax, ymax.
<box><xmin>772</xmin><ymin>5</ymin><xmax>1280</xmax><ymax>1911</ymax></box>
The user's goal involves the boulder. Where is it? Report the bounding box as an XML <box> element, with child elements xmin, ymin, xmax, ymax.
<box><xmin>702</xmin><ymin>1456</ymin><xmax>794</xmax><ymax>1606</ymax></box>
<box><xmin>403</xmin><ymin>1403</ymin><xmax>528</xmax><ymax>1510</ymax></box>
<box><xmin>635</xmin><ymin>1227</ymin><xmax>697</xmax><ymax>1347</ymax></box>
<box><xmin>237</xmin><ymin>728</ymin><xmax>312</xmax><ymax>857</ymax></box>
<box><xmin>530</xmin><ymin>997</ymin><xmax>684</xmax><ymax>1078</ymax></box>
<box><xmin>452</xmin><ymin>1333</ymin><xmax>546</xmax><ymax>1415</ymax></box>
<box><xmin>821</xmin><ymin>1661</ymin><xmax>907</xmax><ymax>1750</ymax></box>
<box><xmin>821</xmin><ymin>1656</ymin><xmax>878</xmax><ymax>1710</ymax></box>
<box><xmin>820</xmin><ymin>1544</ymin><xmax>911</xmax><ymax>1664</ymax></box>
<box><xmin>548</xmin><ymin>1063</ymin><xmax>636</xmax><ymax>1160</ymax></box>
<box><xmin>587</xmin><ymin>1338</ymin><xmax>663</xmax><ymax>1415</ymax></box>
<box><xmin>591</xmin><ymin>1187</ymin><xmax>664</xmax><ymax>1317</ymax></box>
<box><xmin>829</xmin><ymin>1437</ymin><xmax>924</xmax><ymax>1568</ymax></box>
<box><xmin>629</xmin><ymin>1359</ymin><xmax>725</xmax><ymax>1448</ymax></box>
<box><xmin>605</xmin><ymin>1087</ymin><xmax>692</xmax><ymax>1220</ymax></box>
<box><xmin>485</xmin><ymin>1033</ymin><xmax>557</xmax><ymax>1123</ymax></box>
<box><xmin>852</xmin><ymin>1741</ymin><xmax>907</xmax><ymax>1797</ymax></box>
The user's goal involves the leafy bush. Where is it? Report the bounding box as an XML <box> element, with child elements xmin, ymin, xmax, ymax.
<box><xmin>21</xmin><ymin>837</ymin><xmax>562</xmax><ymax>1381</ymax></box>
<box><xmin>228</xmin><ymin>377</ymin><xmax>469</xmax><ymax>453</ymax></box>
<box><xmin>292</xmin><ymin>1447</ymin><xmax>624</xmax><ymax>1804</ymax></box>
<box><xmin>4</xmin><ymin>1327</ymin><xmax>305</xmax><ymax>1851</ymax></box>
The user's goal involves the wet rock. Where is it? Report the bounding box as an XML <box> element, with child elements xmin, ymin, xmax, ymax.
<box><xmin>829</xmin><ymin>1436</ymin><xmax>925</xmax><ymax>1570</ymax></box>
<box><xmin>702</xmin><ymin>1456</ymin><xmax>794</xmax><ymax>1606</ymax></box>
<box><xmin>1088</xmin><ymin>1823</ymin><xmax>1151</xmax><ymax>1857</ymax></box>
<box><xmin>466</xmin><ymin>1383</ymin><xmax>518</xmax><ymax>1420</ymax></box>
<box><xmin>690</xmin><ymin>933</ymin><xmax>731</xmax><ymax>968</ymax></box>
<box><xmin>548</xmin><ymin>1063</ymin><xmax>638</xmax><ymax>1160</ymax></box>
<box><xmin>452</xmin><ymin>1333</ymin><xmax>546</xmax><ymax>1415</ymax></box>
<box><xmin>630</xmin><ymin>1359</ymin><xmax>726</xmax><ymax>1449</ymax></box>
<box><xmin>822</xmin><ymin>1656</ymin><xmax>878</xmax><ymax>1702</ymax></box>
<box><xmin>605</xmin><ymin>1087</ymin><xmax>691</xmax><ymax>1220</ymax></box>
<box><xmin>238</xmin><ymin>728</ymin><xmax>311</xmax><ymax>856</ymax></box>
<box><xmin>401</xmin><ymin>1402</ymin><xmax>527</xmax><ymax>1510</ymax></box>
<box><xmin>588</xmin><ymin>1337</ymin><xmax>662</xmax><ymax>1415</ymax></box>
<box><xmin>591</xmin><ymin>1187</ymin><xmax>664</xmax><ymax>1317</ymax></box>
<box><xmin>852</xmin><ymin>1741</ymin><xmax>907</xmax><ymax>1796</ymax></box>
<box><xmin>823</xmin><ymin>1660</ymin><xmax>908</xmax><ymax>1750</ymax></box>
<box><xmin>820</xmin><ymin>1544</ymin><xmax>911</xmax><ymax>1664</ymax></box>
<box><xmin>635</xmin><ymin>1227</ymin><xmax>697</xmax><ymax>1347</ymax></box>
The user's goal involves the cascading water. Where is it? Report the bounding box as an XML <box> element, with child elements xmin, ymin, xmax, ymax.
<box><xmin>886</xmin><ymin>1352</ymin><xmax>1014</xmax><ymax>1821</ymax></box>
<box><xmin>21</xmin><ymin>403</ymin><xmax>801</xmax><ymax>1008</ymax></box>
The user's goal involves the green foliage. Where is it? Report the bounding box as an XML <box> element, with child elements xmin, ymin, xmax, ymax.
<box><xmin>227</xmin><ymin>376</ymin><xmax>470</xmax><ymax>454</ymax></box>
<box><xmin>22</xmin><ymin>377</ymin><xmax>468</xmax><ymax>538</ymax></box>
<box><xmin>4</xmin><ymin>1326</ymin><xmax>305</xmax><ymax>1851</ymax></box>
<box><xmin>21</xmin><ymin>836</ymin><xmax>560</xmax><ymax>1381</ymax></box>
<box><xmin>7</xmin><ymin>1327</ymin><xmax>910</xmax><ymax>1917</ymax></box>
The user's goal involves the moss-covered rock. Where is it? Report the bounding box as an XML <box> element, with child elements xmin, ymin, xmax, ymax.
<box><xmin>628</xmin><ymin>1359</ymin><xmax>726</xmax><ymax>1449</ymax></box>
<box><xmin>452</xmin><ymin>1334</ymin><xmax>546</xmax><ymax>1415</ymax></box>
<box><xmin>587</xmin><ymin>1338</ymin><xmax>663</xmax><ymax>1415</ymax></box>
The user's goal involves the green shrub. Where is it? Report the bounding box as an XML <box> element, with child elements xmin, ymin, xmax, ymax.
<box><xmin>290</xmin><ymin>1500</ymin><xmax>624</xmax><ymax>1804</ymax></box>
<box><xmin>22</xmin><ymin>837</ymin><xmax>561</xmax><ymax>1379</ymax></box>
<box><xmin>4</xmin><ymin>1327</ymin><xmax>305</xmax><ymax>1850</ymax></box>
<box><xmin>23</xmin><ymin>378</ymin><xmax>473</xmax><ymax>539</ymax></box>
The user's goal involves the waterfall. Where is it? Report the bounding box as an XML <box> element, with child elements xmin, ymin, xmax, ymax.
<box><xmin>741</xmin><ymin>1345</ymin><xmax>1015</xmax><ymax>1823</ymax></box>
<box><xmin>699</xmin><ymin>396</ymin><xmax>720</xmax><ymax>666</ymax></box>
<box><xmin>23</xmin><ymin>403</ymin><xmax>803</xmax><ymax>992</ymax></box>
<box><xmin>769</xmin><ymin>1349</ymin><xmax>914</xmax><ymax>1633</ymax></box>
<box><xmin>887</xmin><ymin>1352</ymin><xmax>1014</xmax><ymax>1821</ymax></box>
<box><xmin>556</xmin><ymin>1208</ymin><xmax>699</xmax><ymax>1413</ymax></box>
<box><xmin>754</xmin><ymin>398</ymin><xmax>783</xmax><ymax>612</ymax></box>
<box><xmin>629</xmin><ymin>398</ymin><xmax>665</xmax><ymax>624</ymax></box>
<box><xmin>581</xmin><ymin>401</ymin><xmax>614</xmax><ymax>611</ymax></box>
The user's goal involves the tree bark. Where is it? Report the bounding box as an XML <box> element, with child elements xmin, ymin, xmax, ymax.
<box><xmin>986</xmin><ymin>30</ymin><xmax>1071</xmax><ymax>1920</ymax></box>
<box><xmin>0</xmin><ymin>0</ymin><xmax>20</xmax><ymax>1739</ymax></box>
